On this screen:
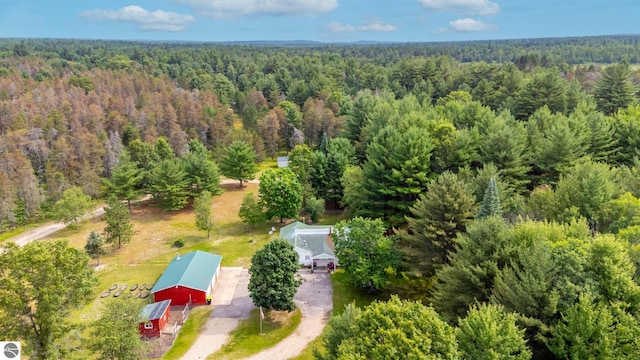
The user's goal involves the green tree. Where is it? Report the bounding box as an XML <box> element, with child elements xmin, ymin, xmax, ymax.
<box><xmin>513</xmin><ymin>71</ymin><xmax>567</xmax><ymax>120</ymax></box>
<box><xmin>89</xmin><ymin>297</ymin><xmax>145</xmax><ymax>360</ymax></box>
<box><xmin>303</xmin><ymin>195</ymin><xmax>325</xmax><ymax>223</ymax></box>
<box><xmin>554</xmin><ymin>159</ymin><xmax>617</xmax><ymax>230</ymax></box>
<box><xmin>154</xmin><ymin>137</ymin><xmax>175</xmax><ymax>160</ymax></box>
<box><xmin>594</xmin><ymin>61</ymin><xmax>637</xmax><ymax>115</ymax></box>
<box><xmin>398</xmin><ymin>171</ymin><xmax>477</xmax><ymax>277</ymax></box>
<box><xmin>259</xmin><ymin>168</ymin><xmax>303</xmax><ymax>223</ymax></box>
<box><xmin>334</xmin><ymin>296</ymin><xmax>459</xmax><ymax>360</ymax></box>
<box><xmin>432</xmin><ymin>216</ymin><xmax>512</xmax><ymax>322</ymax></box>
<box><xmin>340</xmin><ymin>165</ymin><xmax>366</xmax><ymax>215</ymax></box>
<box><xmin>548</xmin><ymin>295</ymin><xmax>640</xmax><ymax>360</ymax></box>
<box><xmin>184</xmin><ymin>140</ymin><xmax>223</xmax><ymax>197</ymax></box>
<box><xmin>333</xmin><ymin>217</ymin><xmax>399</xmax><ymax>292</ymax></box>
<box><xmin>477</xmin><ymin>177</ymin><xmax>503</xmax><ymax>219</ymax></box>
<box><xmin>323</xmin><ymin>138</ymin><xmax>356</xmax><ymax>204</ymax></box>
<box><xmin>238</xmin><ymin>192</ymin><xmax>266</xmax><ymax>227</ymax></box>
<box><xmin>194</xmin><ymin>190</ymin><xmax>215</xmax><ymax>238</ymax></box>
<box><xmin>219</xmin><ymin>140</ymin><xmax>258</xmax><ymax>187</ymax></box>
<box><xmin>248</xmin><ymin>238</ymin><xmax>301</xmax><ymax>311</ymax></box>
<box><xmin>103</xmin><ymin>196</ymin><xmax>135</xmax><ymax>249</ymax></box>
<box><xmin>315</xmin><ymin>303</ymin><xmax>361</xmax><ymax>360</ymax></box>
<box><xmin>147</xmin><ymin>159</ymin><xmax>190</xmax><ymax>211</ymax></box>
<box><xmin>456</xmin><ymin>304</ymin><xmax>531</xmax><ymax>360</ymax></box>
<box><xmin>85</xmin><ymin>230</ymin><xmax>107</xmax><ymax>265</ymax></box>
<box><xmin>360</xmin><ymin>126</ymin><xmax>434</xmax><ymax>226</ymax></box>
<box><xmin>0</xmin><ymin>241</ymin><xmax>95</xmax><ymax>359</ymax></box>
<box><xmin>102</xmin><ymin>151</ymin><xmax>144</xmax><ymax>213</ymax></box>
<box><xmin>53</xmin><ymin>186</ymin><xmax>94</xmax><ymax>227</ymax></box>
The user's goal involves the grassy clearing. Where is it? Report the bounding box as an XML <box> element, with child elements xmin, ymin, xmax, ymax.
<box><xmin>206</xmin><ymin>308</ymin><xmax>302</xmax><ymax>360</ymax></box>
<box><xmin>163</xmin><ymin>306</ymin><xmax>213</xmax><ymax>360</ymax></box>
<box><xmin>330</xmin><ymin>270</ymin><xmax>379</xmax><ymax>315</ymax></box>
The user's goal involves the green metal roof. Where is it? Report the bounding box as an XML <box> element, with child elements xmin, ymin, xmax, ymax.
<box><xmin>151</xmin><ymin>251</ymin><xmax>222</xmax><ymax>293</ymax></box>
<box><xmin>279</xmin><ymin>222</ymin><xmax>336</xmax><ymax>259</ymax></box>
<box><xmin>140</xmin><ymin>299</ymin><xmax>171</xmax><ymax>321</ymax></box>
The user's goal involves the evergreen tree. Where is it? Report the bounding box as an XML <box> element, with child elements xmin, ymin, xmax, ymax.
<box><xmin>102</xmin><ymin>196</ymin><xmax>135</xmax><ymax>249</ymax></box>
<box><xmin>360</xmin><ymin>125</ymin><xmax>434</xmax><ymax>226</ymax></box>
<box><xmin>194</xmin><ymin>190</ymin><xmax>215</xmax><ymax>238</ymax></box>
<box><xmin>398</xmin><ymin>171</ymin><xmax>477</xmax><ymax>277</ymax></box>
<box><xmin>84</xmin><ymin>231</ymin><xmax>107</xmax><ymax>265</ymax></box>
<box><xmin>147</xmin><ymin>159</ymin><xmax>190</xmax><ymax>211</ymax></box>
<box><xmin>594</xmin><ymin>61</ymin><xmax>637</xmax><ymax>115</ymax></box>
<box><xmin>154</xmin><ymin>137</ymin><xmax>175</xmax><ymax>160</ymax></box>
<box><xmin>102</xmin><ymin>151</ymin><xmax>144</xmax><ymax>213</ymax></box>
<box><xmin>219</xmin><ymin>140</ymin><xmax>258</xmax><ymax>187</ymax></box>
<box><xmin>477</xmin><ymin>177</ymin><xmax>502</xmax><ymax>219</ymax></box>
<box><xmin>184</xmin><ymin>141</ymin><xmax>223</xmax><ymax>196</ymax></box>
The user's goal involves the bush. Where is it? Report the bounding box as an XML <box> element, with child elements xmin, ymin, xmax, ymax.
<box><xmin>172</xmin><ymin>238</ymin><xmax>185</xmax><ymax>248</ymax></box>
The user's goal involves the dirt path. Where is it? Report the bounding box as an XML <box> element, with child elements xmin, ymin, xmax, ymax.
<box><xmin>242</xmin><ymin>271</ymin><xmax>333</xmax><ymax>360</ymax></box>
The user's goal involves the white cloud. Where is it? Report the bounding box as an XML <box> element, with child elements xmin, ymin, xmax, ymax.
<box><xmin>418</xmin><ymin>0</ymin><xmax>499</xmax><ymax>15</ymax></box>
<box><xmin>435</xmin><ymin>18</ymin><xmax>495</xmax><ymax>33</ymax></box>
<box><xmin>172</xmin><ymin>0</ymin><xmax>338</xmax><ymax>18</ymax></box>
<box><xmin>328</xmin><ymin>19</ymin><xmax>396</xmax><ymax>33</ymax></box>
<box><xmin>80</xmin><ymin>5</ymin><xmax>195</xmax><ymax>32</ymax></box>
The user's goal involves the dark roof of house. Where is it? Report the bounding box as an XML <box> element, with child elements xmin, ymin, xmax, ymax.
<box><xmin>151</xmin><ymin>250</ymin><xmax>222</xmax><ymax>293</ymax></box>
<box><xmin>140</xmin><ymin>299</ymin><xmax>171</xmax><ymax>321</ymax></box>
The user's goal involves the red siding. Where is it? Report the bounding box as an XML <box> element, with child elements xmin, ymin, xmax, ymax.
<box><xmin>139</xmin><ymin>307</ymin><xmax>171</xmax><ymax>338</ymax></box>
<box><xmin>153</xmin><ymin>286</ymin><xmax>206</xmax><ymax>306</ymax></box>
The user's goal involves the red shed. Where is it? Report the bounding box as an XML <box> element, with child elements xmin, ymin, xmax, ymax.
<box><xmin>151</xmin><ymin>251</ymin><xmax>222</xmax><ymax>306</ymax></box>
<box><xmin>139</xmin><ymin>299</ymin><xmax>171</xmax><ymax>338</ymax></box>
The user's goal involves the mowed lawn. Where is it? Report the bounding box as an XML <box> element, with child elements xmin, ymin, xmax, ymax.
<box><xmin>42</xmin><ymin>183</ymin><xmax>276</xmax><ymax>325</ymax></box>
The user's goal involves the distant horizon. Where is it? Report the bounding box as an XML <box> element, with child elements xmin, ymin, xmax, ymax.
<box><xmin>1</xmin><ymin>1</ymin><xmax>638</xmax><ymax>43</ymax></box>
<box><xmin>3</xmin><ymin>33</ymin><xmax>639</xmax><ymax>46</ymax></box>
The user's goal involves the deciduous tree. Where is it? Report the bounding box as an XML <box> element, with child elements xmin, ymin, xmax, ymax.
<box><xmin>248</xmin><ymin>238</ymin><xmax>301</xmax><ymax>311</ymax></box>
<box><xmin>259</xmin><ymin>168</ymin><xmax>303</xmax><ymax>223</ymax></box>
<box><xmin>238</xmin><ymin>192</ymin><xmax>266</xmax><ymax>228</ymax></box>
<box><xmin>0</xmin><ymin>241</ymin><xmax>96</xmax><ymax>359</ymax></box>
<box><xmin>53</xmin><ymin>186</ymin><xmax>94</xmax><ymax>227</ymax></box>
<box><xmin>194</xmin><ymin>190</ymin><xmax>215</xmax><ymax>238</ymax></box>
<box><xmin>89</xmin><ymin>297</ymin><xmax>145</xmax><ymax>360</ymax></box>
<box><xmin>333</xmin><ymin>217</ymin><xmax>399</xmax><ymax>292</ymax></box>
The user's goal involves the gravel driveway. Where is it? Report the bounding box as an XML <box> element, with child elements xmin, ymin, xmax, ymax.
<box><xmin>180</xmin><ymin>268</ymin><xmax>333</xmax><ymax>360</ymax></box>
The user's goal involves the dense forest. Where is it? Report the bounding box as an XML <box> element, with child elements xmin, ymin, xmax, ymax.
<box><xmin>3</xmin><ymin>35</ymin><xmax>640</xmax><ymax>359</ymax></box>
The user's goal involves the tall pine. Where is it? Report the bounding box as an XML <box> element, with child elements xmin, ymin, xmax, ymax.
<box><xmin>477</xmin><ymin>176</ymin><xmax>502</xmax><ymax>219</ymax></box>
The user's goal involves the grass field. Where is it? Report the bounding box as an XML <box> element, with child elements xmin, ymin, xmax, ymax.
<box><xmin>33</xmin><ymin>179</ymin><xmax>343</xmax><ymax>358</ymax></box>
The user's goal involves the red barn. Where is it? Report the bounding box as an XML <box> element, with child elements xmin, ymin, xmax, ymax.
<box><xmin>138</xmin><ymin>299</ymin><xmax>171</xmax><ymax>338</ymax></box>
<box><xmin>151</xmin><ymin>251</ymin><xmax>222</xmax><ymax>306</ymax></box>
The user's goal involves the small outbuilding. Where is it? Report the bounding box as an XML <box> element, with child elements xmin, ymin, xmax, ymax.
<box><xmin>151</xmin><ymin>250</ymin><xmax>222</xmax><ymax>306</ymax></box>
<box><xmin>280</xmin><ymin>221</ymin><xmax>338</xmax><ymax>268</ymax></box>
<box><xmin>139</xmin><ymin>299</ymin><xmax>171</xmax><ymax>338</ymax></box>
<box><xmin>277</xmin><ymin>156</ymin><xmax>289</xmax><ymax>168</ymax></box>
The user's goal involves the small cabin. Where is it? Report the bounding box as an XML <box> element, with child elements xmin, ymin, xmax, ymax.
<box><xmin>139</xmin><ymin>299</ymin><xmax>171</xmax><ymax>338</ymax></box>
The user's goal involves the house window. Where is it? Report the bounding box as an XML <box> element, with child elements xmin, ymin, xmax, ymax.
<box><xmin>144</xmin><ymin>322</ymin><xmax>153</xmax><ymax>329</ymax></box>
<box><xmin>305</xmin><ymin>255</ymin><xmax>310</xmax><ymax>260</ymax></box>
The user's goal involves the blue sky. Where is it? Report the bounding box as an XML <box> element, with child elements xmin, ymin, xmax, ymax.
<box><xmin>0</xmin><ymin>0</ymin><xmax>638</xmax><ymax>42</ymax></box>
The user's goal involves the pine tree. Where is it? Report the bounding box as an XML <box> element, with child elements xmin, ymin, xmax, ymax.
<box><xmin>594</xmin><ymin>61</ymin><xmax>637</xmax><ymax>115</ymax></box>
<box><xmin>84</xmin><ymin>231</ymin><xmax>107</xmax><ymax>265</ymax></box>
<box><xmin>219</xmin><ymin>140</ymin><xmax>258</xmax><ymax>187</ymax></box>
<box><xmin>477</xmin><ymin>177</ymin><xmax>502</xmax><ymax>219</ymax></box>
<box><xmin>398</xmin><ymin>171</ymin><xmax>477</xmax><ymax>277</ymax></box>
<box><xmin>102</xmin><ymin>151</ymin><xmax>144</xmax><ymax>214</ymax></box>
<box><xmin>102</xmin><ymin>196</ymin><xmax>135</xmax><ymax>249</ymax></box>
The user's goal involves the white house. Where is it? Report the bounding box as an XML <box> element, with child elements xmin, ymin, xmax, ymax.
<box><xmin>279</xmin><ymin>221</ymin><xmax>338</xmax><ymax>268</ymax></box>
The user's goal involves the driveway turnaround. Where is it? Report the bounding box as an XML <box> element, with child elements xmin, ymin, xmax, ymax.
<box><xmin>179</xmin><ymin>269</ymin><xmax>333</xmax><ymax>360</ymax></box>
<box><xmin>243</xmin><ymin>270</ymin><xmax>333</xmax><ymax>360</ymax></box>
